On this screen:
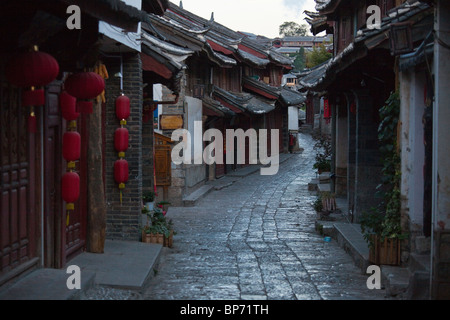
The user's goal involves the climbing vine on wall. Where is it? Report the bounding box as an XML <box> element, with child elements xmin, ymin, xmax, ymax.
<box><xmin>361</xmin><ymin>91</ymin><xmax>407</xmax><ymax>243</ymax></box>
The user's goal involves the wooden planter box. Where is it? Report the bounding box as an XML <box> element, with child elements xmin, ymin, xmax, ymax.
<box><xmin>142</xmin><ymin>231</ymin><xmax>164</xmax><ymax>245</ymax></box>
<box><xmin>369</xmin><ymin>235</ymin><xmax>401</xmax><ymax>266</ymax></box>
<box><xmin>164</xmin><ymin>231</ymin><xmax>173</xmax><ymax>248</ymax></box>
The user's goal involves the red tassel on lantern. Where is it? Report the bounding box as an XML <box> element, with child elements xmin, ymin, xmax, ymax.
<box><xmin>22</xmin><ymin>89</ymin><xmax>45</xmax><ymax>107</ymax></box>
<box><xmin>62</xmin><ymin>172</ymin><xmax>80</xmax><ymax>210</ymax></box>
<box><xmin>60</xmin><ymin>91</ymin><xmax>79</xmax><ymax>121</ymax></box>
<box><xmin>114</xmin><ymin>127</ymin><xmax>129</xmax><ymax>156</ymax></box>
<box><xmin>28</xmin><ymin>112</ymin><xmax>37</xmax><ymax>134</ymax></box>
<box><xmin>63</xmin><ymin>131</ymin><xmax>81</xmax><ymax>164</ymax></box>
<box><xmin>114</xmin><ymin>159</ymin><xmax>129</xmax><ymax>205</ymax></box>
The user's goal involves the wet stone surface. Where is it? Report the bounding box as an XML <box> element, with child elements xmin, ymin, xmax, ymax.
<box><xmin>140</xmin><ymin>133</ymin><xmax>390</xmax><ymax>300</ymax></box>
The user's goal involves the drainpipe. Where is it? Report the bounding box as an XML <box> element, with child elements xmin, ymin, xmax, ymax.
<box><xmin>40</xmin><ymin>111</ymin><xmax>44</xmax><ymax>266</ymax></box>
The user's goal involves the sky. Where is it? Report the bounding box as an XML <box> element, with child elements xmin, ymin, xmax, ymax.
<box><xmin>168</xmin><ymin>0</ymin><xmax>317</xmax><ymax>39</ymax></box>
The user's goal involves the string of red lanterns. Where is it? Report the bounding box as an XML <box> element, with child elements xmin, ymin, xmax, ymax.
<box><xmin>60</xmin><ymin>90</ymin><xmax>80</xmax><ymax>226</ymax></box>
<box><xmin>60</xmin><ymin>72</ymin><xmax>104</xmax><ymax>224</ymax></box>
<box><xmin>114</xmin><ymin>93</ymin><xmax>130</xmax><ymax>205</ymax></box>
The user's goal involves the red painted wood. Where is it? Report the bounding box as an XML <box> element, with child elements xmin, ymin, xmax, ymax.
<box><xmin>0</xmin><ymin>83</ymin><xmax>37</xmax><ymax>276</ymax></box>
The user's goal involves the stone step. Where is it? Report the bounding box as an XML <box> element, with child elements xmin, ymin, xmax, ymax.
<box><xmin>0</xmin><ymin>268</ymin><xmax>96</xmax><ymax>300</ymax></box>
<box><xmin>381</xmin><ymin>265</ymin><xmax>410</xmax><ymax>298</ymax></box>
<box><xmin>182</xmin><ymin>185</ymin><xmax>214</xmax><ymax>207</ymax></box>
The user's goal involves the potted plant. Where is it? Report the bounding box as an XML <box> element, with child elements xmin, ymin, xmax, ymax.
<box><xmin>141</xmin><ymin>201</ymin><xmax>175</xmax><ymax>247</ymax></box>
<box><xmin>142</xmin><ymin>191</ymin><xmax>155</xmax><ymax>211</ymax></box>
<box><xmin>313</xmin><ymin>156</ymin><xmax>331</xmax><ymax>174</ymax></box>
<box><xmin>312</xmin><ymin>133</ymin><xmax>332</xmax><ymax>174</ymax></box>
<box><xmin>360</xmin><ymin>91</ymin><xmax>407</xmax><ymax>266</ymax></box>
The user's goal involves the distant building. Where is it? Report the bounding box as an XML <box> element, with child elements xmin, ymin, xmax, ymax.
<box><xmin>272</xmin><ymin>35</ymin><xmax>333</xmax><ymax>56</ymax></box>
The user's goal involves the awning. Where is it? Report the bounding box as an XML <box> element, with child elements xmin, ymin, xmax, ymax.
<box><xmin>242</xmin><ymin>76</ymin><xmax>280</xmax><ymax>100</ymax></box>
<box><xmin>211</xmin><ymin>86</ymin><xmax>276</xmax><ymax>115</ymax></box>
<box><xmin>279</xmin><ymin>88</ymin><xmax>307</xmax><ymax>106</ymax></box>
<box><xmin>203</xmin><ymin>96</ymin><xmax>236</xmax><ymax>117</ymax></box>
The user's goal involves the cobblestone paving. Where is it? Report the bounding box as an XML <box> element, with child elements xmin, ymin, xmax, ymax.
<box><xmin>142</xmin><ymin>133</ymin><xmax>389</xmax><ymax>300</ymax></box>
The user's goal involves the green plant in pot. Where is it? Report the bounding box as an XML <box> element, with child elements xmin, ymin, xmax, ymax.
<box><xmin>312</xmin><ymin>133</ymin><xmax>332</xmax><ymax>173</ymax></box>
<box><xmin>143</xmin><ymin>201</ymin><xmax>176</xmax><ymax>247</ymax></box>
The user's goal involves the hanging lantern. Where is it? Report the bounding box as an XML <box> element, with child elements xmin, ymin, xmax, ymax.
<box><xmin>5</xmin><ymin>47</ymin><xmax>59</xmax><ymax>133</ymax></box>
<box><xmin>60</xmin><ymin>91</ymin><xmax>79</xmax><ymax>123</ymax></box>
<box><xmin>116</xmin><ymin>94</ymin><xmax>130</xmax><ymax>124</ymax></box>
<box><xmin>114</xmin><ymin>127</ymin><xmax>129</xmax><ymax>156</ymax></box>
<box><xmin>63</xmin><ymin>131</ymin><xmax>81</xmax><ymax>166</ymax></box>
<box><xmin>114</xmin><ymin>159</ymin><xmax>129</xmax><ymax>205</ymax></box>
<box><xmin>5</xmin><ymin>50</ymin><xmax>60</xmax><ymax>88</ymax></box>
<box><xmin>62</xmin><ymin>172</ymin><xmax>80</xmax><ymax>210</ymax></box>
<box><xmin>64</xmin><ymin>72</ymin><xmax>105</xmax><ymax>114</ymax></box>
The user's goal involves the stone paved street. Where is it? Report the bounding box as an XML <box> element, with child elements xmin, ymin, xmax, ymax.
<box><xmin>143</xmin><ymin>133</ymin><xmax>389</xmax><ymax>300</ymax></box>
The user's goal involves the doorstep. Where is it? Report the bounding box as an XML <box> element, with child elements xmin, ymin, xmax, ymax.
<box><xmin>70</xmin><ymin>240</ymin><xmax>162</xmax><ymax>290</ymax></box>
<box><xmin>0</xmin><ymin>240</ymin><xmax>162</xmax><ymax>300</ymax></box>
<box><xmin>0</xmin><ymin>268</ymin><xmax>95</xmax><ymax>300</ymax></box>
<box><xmin>319</xmin><ymin>220</ymin><xmax>412</xmax><ymax>298</ymax></box>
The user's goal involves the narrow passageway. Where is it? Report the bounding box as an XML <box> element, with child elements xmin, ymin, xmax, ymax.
<box><xmin>143</xmin><ymin>133</ymin><xmax>388</xmax><ymax>300</ymax></box>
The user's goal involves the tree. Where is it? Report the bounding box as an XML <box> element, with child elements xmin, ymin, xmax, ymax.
<box><xmin>306</xmin><ymin>44</ymin><xmax>332</xmax><ymax>68</ymax></box>
<box><xmin>290</xmin><ymin>47</ymin><xmax>306</xmax><ymax>71</ymax></box>
<box><xmin>279</xmin><ymin>21</ymin><xmax>309</xmax><ymax>37</ymax></box>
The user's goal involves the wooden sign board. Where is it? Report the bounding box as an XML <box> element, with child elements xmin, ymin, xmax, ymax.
<box><xmin>160</xmin><ymin>114</ymin><xmax>183</xmax><ymax>130</ymax></box>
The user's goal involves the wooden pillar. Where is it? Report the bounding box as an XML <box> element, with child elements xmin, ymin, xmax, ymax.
<box><xmin>87</xmin><ymin>98</ymin><xmax>106</xmax><ymax>253</ymax></box>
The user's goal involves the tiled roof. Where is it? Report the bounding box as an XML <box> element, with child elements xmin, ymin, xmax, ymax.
<box><xmin>300</xmin><ymin>1</ymin><xmax>431</xmax><ymax>92</ymax></box>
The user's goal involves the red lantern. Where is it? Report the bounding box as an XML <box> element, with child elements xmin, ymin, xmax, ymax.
<box><xmin>116</xmin><ymin>94</ymin><xmax>130</xmax><ymax>121</ymax></box>
<box><xmin>5</xmin><ymin>51</ymin><xmax>59</xmax><ymax>88</ymax></box>
<box><xmin>64</xmin><ymin>72</ymin><xmax>105</xmax><ymax>114</ymax></box>
<box><xmin>114</xmin><ymin>159</ymin><xmax>129</xmax><ymax>204</ymax></box>
<box><xmin>114</xmin><ymin>128</ymin><xmax>129</xmax><ymax>154</ymax></box>
<box><xmin>62</xmin><ymin>172</ymin><xmax>80</xmax><ymax>210</ymax></box>
<box><xmin>60</xmin><ymin>91</ymin><xmax>79</xmax><ymax>121</ymax></box>
<box><xmin>114</xmin><ymin>159</ymin><xmax>129</xmax><ymax>185</ymax></box>
<box><xmin>65</xmin><ymin>72</ymin><xmax>105</xmax><ymax>100</ymax></box>
<box><xmin>324</xmin><ymin>99</ymin><xmax>331</xmax><ymax>119</ymax></box>
<box><xmin>5</xmin><ymin>49</ymin><xmax>59</xmax><ymax>133</ymax></box>
<box><xmin>63</xmin><ymin>131</ymin><xmax>81</xmax><ymax>163</ymax></box>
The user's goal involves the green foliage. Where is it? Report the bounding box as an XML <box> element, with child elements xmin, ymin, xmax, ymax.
<box><xmin>313</xmin><ymin>194</ymin><xmax>323</xmax><ymax>212</ymax></box>
<box><xmin>291</xmin><ymin>47</ymin><xmax>306</xmax><ymax>71</ymax></box>
<box><xmin>360</xmin><ymin>91</ymin><xmax>407</xmax><ymax>246</ymax></box>
<box><xmin>279</xmin><ymin>21</ymin><xmax>309</xmax><ymax>37</ymax></box>
<box><xmin>143</xmin><ymin>201</ymin><xmax>175</xmax><ymax>237</ymax></box>
<box><xmin>313</xmin><ymin>133</ymin><xmax>332</xmax><ymax>172</ymax></box>
<box><xmin>306</xmin><ymin>44</ymin><xmax>332</xmax><ymax>68</ymax></box>
<box><xmin>142</xmin><ymin>191</ymin><xmax>155</xmax><ymax>202</ymax></box>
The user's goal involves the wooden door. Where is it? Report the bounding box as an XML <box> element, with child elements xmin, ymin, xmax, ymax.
<box><xmin>154</xmin><ymin>133</ymin><xmax>172</xmax><ymax>187</ymax></box>
<box><xmin>0</xmin><ymin>82</ymin><xmax>38</xmax><ymax>281</ymax></box>
<box><xmin>43</xmin><ymin>82</ymin><xmax>87</xmax><ymax>268</ymax></box>
<box><xmin>43</xmin><ymin>82</ymin><xmax>64</xmax><ymax>268</ymax></box>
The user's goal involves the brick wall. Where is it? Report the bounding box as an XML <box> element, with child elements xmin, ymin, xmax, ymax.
<box><xmin>104</xmin><ymin>53</ymin><xmax>143</xmax><ymax>241</ymax></box>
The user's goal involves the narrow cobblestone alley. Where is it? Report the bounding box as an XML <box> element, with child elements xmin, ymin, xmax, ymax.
<box><xmin>142</xmin><ymin>133</ymin><xmax>389</xmax><ymax>301</ymax></box>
